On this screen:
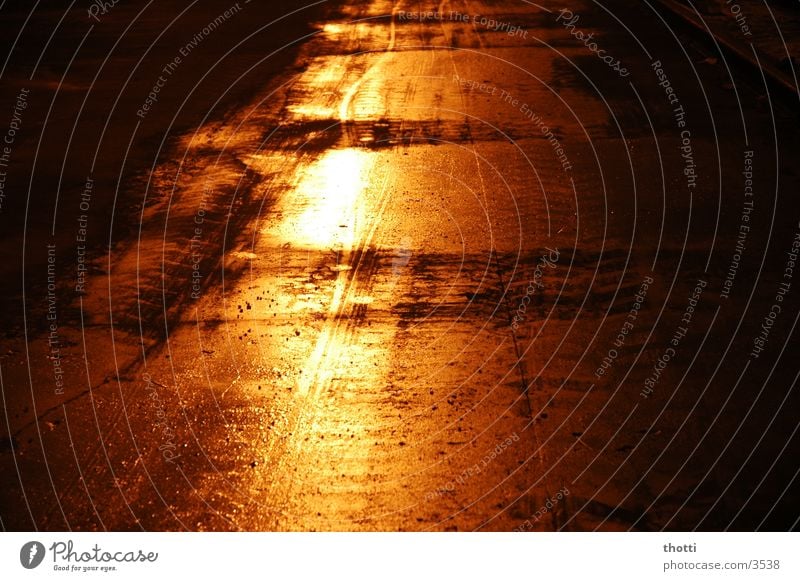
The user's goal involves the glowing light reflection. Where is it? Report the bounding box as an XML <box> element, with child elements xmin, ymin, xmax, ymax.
<box><xmin>275</xmin><ymin>148</ymin><xmax>371</xmax><ymax>248</ymax></box>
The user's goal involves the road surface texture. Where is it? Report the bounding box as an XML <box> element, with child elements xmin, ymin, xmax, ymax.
<box><xmin>1</xmin><ymin>0</ymin><xmax>799</xmax><ymax>531</ymax></box>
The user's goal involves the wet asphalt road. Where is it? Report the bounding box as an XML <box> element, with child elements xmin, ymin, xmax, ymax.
<box><xmin>1</xmin><ymin>0</ymin><xmax>799</xmax><ymax>531</ymax></box>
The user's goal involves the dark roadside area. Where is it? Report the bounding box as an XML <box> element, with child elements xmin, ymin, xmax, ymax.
<box><xmin>0</xmin><ymin>0</ymin><xmax>342</xmax><ymax>525</ymax></box>
<box><xmin>0</xmin><ymin>0</ymin><xmax>338</xmax><ymax>337</ymax></box>
<box><xmin>663</xmin><ymin>0</ymin><xmax>799</xmax><ymax>99</ymax></box>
